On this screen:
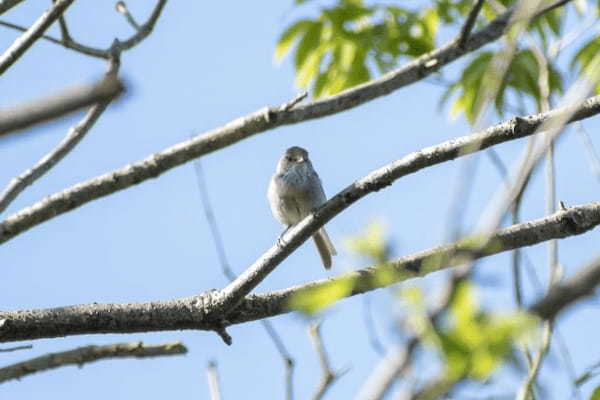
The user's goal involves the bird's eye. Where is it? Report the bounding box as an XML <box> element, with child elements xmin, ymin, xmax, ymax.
<box><xmin>286</xmin><ymin>156</ymin><xmax>292</xmax><ymax>162</ymax></box>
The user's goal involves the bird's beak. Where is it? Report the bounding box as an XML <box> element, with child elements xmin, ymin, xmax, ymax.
<box><xmin>297</xmin><ymin>157</ymin><xmax>305</xmax><ymax>163</ymax></box>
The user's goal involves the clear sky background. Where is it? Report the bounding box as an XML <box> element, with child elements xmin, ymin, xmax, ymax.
<box><xmin>2</xmin><ymin>1</ymin><xmax>600</xmax><ymax>399</ymax></box>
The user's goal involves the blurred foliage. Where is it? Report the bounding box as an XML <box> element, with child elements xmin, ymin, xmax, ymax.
<box><xmin>344</xmin><ymin>219</ymin><xmax>390</xmax><ymax>264</ymax></box>
<box><xmin>572</xmin><ymin>36</ymin><xmax>600</xmax><ymax>94</ymax></box>
<box><xmin>291</xmin><ymin>220</ymin><xmax>391</xmax><ymax>314</ymax></box>
<box><xmin>289</xmin><ymin>275</ymin><xmax>356</xmax><ymax>314</ymax></box>
<box><xmin>275</xmin><ymin>0</ymin><xmax>593</xmax><ymax>123</ymax></box>
<box><xmin>401</xmin><ymin>281</ymin><xmax>536</xmax><ymax>383</ymax></box>
<box><xmin>442</xmin><ymin>49</ymin><xmax>564</xmax><ymax>123</ymax></box>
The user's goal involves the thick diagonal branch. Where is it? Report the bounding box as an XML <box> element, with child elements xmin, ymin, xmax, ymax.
<box><xmin>0</xmin><ymin>202</ymin><xmax>598</xmax><ymax>344</ymax></box>
<box><xmin>0</xmin><ymin>74</ymin><xmax>123</xmax><ymax>137</ymax></box>
<box><xmin>0</xmin><ymin>0</ymin><xmax>75</xmax><ymax>75</ymax></box>
<box><xmin>0</xmin><ymin>1</ymin><xmax>577</xmax><ymax>245</ymax></box>
<box><xmin>211</xmin><ymin>96</ymin><xmax>600</xmax><ymax>314</ymax></box>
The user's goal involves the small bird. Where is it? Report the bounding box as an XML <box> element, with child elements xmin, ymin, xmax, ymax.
<box><xmin>268</xmin><ymin>146</ymin><xmax>337</xmax><ymax>269</ymax></box>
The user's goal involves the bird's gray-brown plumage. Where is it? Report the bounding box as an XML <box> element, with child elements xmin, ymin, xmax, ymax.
<box><xmin>268</xmin><ymin>146</ymin><xmax>336</xmax><ymax>269</ymax></box>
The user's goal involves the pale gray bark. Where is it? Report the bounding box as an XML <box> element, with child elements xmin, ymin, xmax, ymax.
<box><xmin>1</xmin><ymin>202</ymin><xmax>598</xmax><ymax>344</ymax></box>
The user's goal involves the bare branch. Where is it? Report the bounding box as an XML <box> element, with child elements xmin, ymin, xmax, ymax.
<box><xmin>115</xmin><ymin>2</ymin><xmax>141</xmax><ymax>31</ymax></box>
<box><xmin>533</xmin><ymin>0</ymin><xmax>573</xmax><ymax>19</ymax></box>
<box><xmin>0</xmin><ymin>0</ymin><xmax>75</xmax><ymax>75</ymax></box>
<box><xmin>0</xmin><ymin>0</ymin><xmax>24</xmax><ymax>15</ymax></box>
<box><xmin>0</xmin><ymin>1</ymin><xmax>577</xmax><ymax>245</ymax></box>
<box><xmin>0</xmin><ymin>341</ymin><xmax>187</xmax><ymax>383</ymax></box>
<box><xmin>117</xmin><ymin>0</ymin><xmax>167</xmax><ymax>51</ymax></box>
<box><xmin>517</xmin><ymin>321</ymin><xmax>552</xmax><ymax>400</ymax></box>
<box><xmin>0</xmin><ymin>344</ymin><xmax>31</xmax><ymax>353</ymax></box>
<box><xmin>362</xmin><ymin>297</ymin><xmax>385</xmax><ymax>356</ymax></box>
<box><xmin>0</xmin><ymin>202</ymin><xmax>599</xmax><ymax>344</ymax></box>
<box><xmin>456</xmin><ymin>0</ymin><xmax>486</xmax><ymax>49</ymax></box>
<box><xmin>0</xmin><ymin>102</ymin><xmax>109</xmax><ymax>214</ymax></box>
<box><xmin>211</xmin><ymin>96</ymin><xmax>600</xmax><ymax>315</ymax></box>
<box><xmin>0</xmin><ymin>0</ymin><xmax>168</xmax><ymax>60</ymax></box>
<box><xmin>0</xmin><ymin>19</ymin><xmax>108</xmax><ymax>59</ymax></box>
<box><xmin>358</xmin><ymin>339</ymin><xmax>418</xmax><ymax>400</ymax></box>
<box><xmin>529</xmin><ymin>256</ymin><xmax>600</xmax><ymax>320</ymax></box>
<box><xmin>206</xmin><ymin>360</ymin><xmax>222</xmax><ymax>400</ymax></box>
<box><xmin>309</xmin><ymin>323</ymin><xmax>346</xmax><ymax>400</ymax></box>
<box><xmin>0</xmin><ymin>74</ymin><xmax>123</xmax><ymax>137</ymax></box>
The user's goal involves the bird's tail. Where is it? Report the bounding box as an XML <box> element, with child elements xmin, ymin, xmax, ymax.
<box><xmin>312</xmin><ymin>228</ymin><xmax>337</xmax><ymax>270</ymax></box>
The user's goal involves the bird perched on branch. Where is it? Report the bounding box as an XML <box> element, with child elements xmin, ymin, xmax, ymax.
<box><xmin>268</xmin><ymin>146</ymin><xmax>336</xmax><ymax>269</ymax></box>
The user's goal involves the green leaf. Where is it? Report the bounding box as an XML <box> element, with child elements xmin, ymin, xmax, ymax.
<box><xmin>294</xmin><ymin>21</ymin><xmax>324</xmax><ymax>71</ymax></box>
<box><xmin>345</xmin><ymin>220</ymin><xmax>389</xmax><ymax>264</ymax></box>
<box><xmin>591</xmin><ymin>385</ymin><xmax>600</xmax><ymax>400</ymax></box>
<box><xmin>289</xmin><ymin>276</ymin><xmax>356</xmax><ymax>314</ymax></box>
<box><xmin>275</xmin><ymin>20</ymin><xmax>315</xmax><ymax>62</ymax></box>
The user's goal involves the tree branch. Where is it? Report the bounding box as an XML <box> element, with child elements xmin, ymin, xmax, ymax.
<box><xmin>0</xmin><ymin>0</ymin><xmax>576</xmax><ymax>244</ymax></box>
<box><xmin>529</xmin><ymin>256</ymin><xmax>600</xmax><ymax>320</ymax></box>
<box><xmin>0</xmin><ymin>19</ymin><xmax>108</xmax><ymax>59</ymax></box>
<box><xmin>1</xmin><ymin>202</ymin><xmax>599</xmax><ymax>344</ymax></box>
<box><xmin>0</xmin><ymin>0</ymin><xmax>168</xmax><ymax>60</ymax></box>
<box><xmin>0</xmin><ymin>341</ymin><xmax>187</xmax><ymax>383</ymax></box>
<box><xmin>456</xmin><ymin>0</ymin><xmax>486</xmax><ymax>49</ymax></box>
<box><xmin>0</xmin><ymin>103</ymin><xmax>110</xmax><ymax>215</ymax></box>
<box><xmin>0</xmin><ymin>74</ymin><xmax>124</xmax><ymax>137</ymax></box>
<box><xmin>0</xmin><ymin>0</ymin><xmax>23</xmax><ymax>15</ymax></box>
<box><xmin>117</xmin><ymin>0</ymin><xmax>167</xmax><ymax>51</ymax></box>
<box><xmin>0</xmin><ymin>0</ymin><xmax>75</xmax><ymax>75</ymax></box>
<box><xmin>309</xmin><ymin>322</ymin><xmax>346</xmax><ymax>400</ymax></box>
<box><xmin>210</xmin><ymin>95</ymin><xmax>600</xmax><ymax>315</ymax></box>
<box><xmin>0</xmin><ymin>344</ymin><xmax>31</xmax><ymax>353</ymax></box>
<box><xmin>206</xmin><ymin>360</ymin><xmax>222</xmax><ymax>400</ymax></box>
<box><xmin>0</xmin><ymin>53</ymin><xmax>121</xmax><ymax>214</ymax></box>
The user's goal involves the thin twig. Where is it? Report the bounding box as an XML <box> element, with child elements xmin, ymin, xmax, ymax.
<box><xmin>517</xmin><ymin>321</ymin><xmax>552</xmax><ymax>400</ymax></box>
<box><xmin>0</xmin><ymin>0</ymin><xmax>75</xmax><ymax>75</ymax></box>
<box><xmin>456</xmin><ymin>0</ymin><xmax>486</xmax><ymax>48</ymax></box>
<box><xmin>0</xmin><ymin>0</ymin><xmax>168</xmax><ymax>60</ymax></box>
<box><xmin>0</xmin><ymin>344</ymin><xmax>31</xmax><ymax>353</ymax></box>
<box><xmin>206</xmin><ymin>360</ymin><xmax>222</xmax><ymax>400</ymax></box>
<box><xmin>0</xmin><ymin>341</ymin><xmax>187</xmax><ymax>383</ymax></box>
<box><xmin>0</xmin><ymin>19</ymin><xmax>108</xmax><ymax>59</ymax></box>
<box><xmin>115</xmin><ymin>2</ymin><xmax>141</xmax><ymax>31</ymax></box>
<box><xmin>117</xmin><ymin>0</ymin><xmax>167</xmax><ymax>51</ymax></box>
<box><xmin>309</xmin><ymin>322</ymin><xmax>347</xmax><ymax>400</ymax></box>
<box><xmin>576</xmin><ymin>122</ymin><xmax>600</xmax><ymax>182</ymax></box>
<box><xmin>0</xmin><ymin>74</ymin><xmax>123</xmax><ymax>137</ymax></box>
<box><xmin>362</xmin><ymin>296</ymin><xmax>385</xmax><ymax>356</ymax></box>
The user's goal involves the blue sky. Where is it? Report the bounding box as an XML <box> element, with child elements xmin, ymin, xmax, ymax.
<box><xmin>2</xmin><ymin>1</ymin><xmax>600</xmax><ymax>399</ymax></box>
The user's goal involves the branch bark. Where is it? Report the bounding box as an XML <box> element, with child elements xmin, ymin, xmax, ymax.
<box><xmin>0</xmin><ymin>341</ymin><xmax>187</xmax><ymax>383</ymax></box>
<box><xmin>1</xmin><ymin>202</ymin><xmax>598</xmax><ymax>344</ymax></box>
<box><xmin>0</xmin><ymin>1</ymin><xmax>577</xmax><ymax>246</ymax></box>
<box><xmin>0</xmin><ymin>74</ymin><xmax>123</xmax><ymax>137</ymax></box>
<box><xmin>529</xmin><ymin>256</ymin><xmax>600</xmax><ymax>320</ymax></box>
<box><xmin>210</xmin><ymin>95</ymin><xmax>600</xmax><ymax>315</ymax></box>
<box><xmin>0</xmin><ymin>0</ymin><xmax>75</xmax><ymax>75</ymax></box>
<box><xmin>0</xmin><ymin>0</ymin><xmax>23</xmax><ymax>15</ymax></box>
